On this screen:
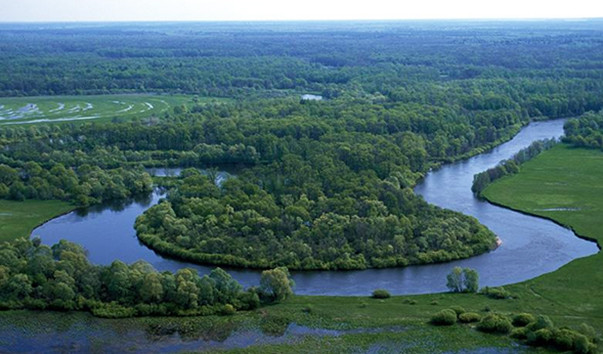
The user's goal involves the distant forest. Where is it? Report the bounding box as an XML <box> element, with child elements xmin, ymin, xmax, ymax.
<box><xmin>1</xmin><ymin>21</ymin><xmax>603</xmax><ymax>120</ymax></box>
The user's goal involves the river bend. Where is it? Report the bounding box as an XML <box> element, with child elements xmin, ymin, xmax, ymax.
<box><xmin>34</xmin><ymin>119</ymin><xmax>599</xmax><ymax>295</ymax></box>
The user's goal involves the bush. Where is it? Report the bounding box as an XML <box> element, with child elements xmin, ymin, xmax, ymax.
<box><xmin>221</xmin><ymin>304</ymin><xmax>236</xmax><ymax>315</ymax></box>
<box><xmin>449</xmin><ymin>306</ymin><xmax>466</xmax><ymax>316</ymax></box>
<box><xmin>480</xmin><ymin>286</ymin><xmax>510</xmax><ymax>299</ymax></box>
<box><xmin>237</xmin><ymin>290</ymin><xmax>260</xmax><ymax>310</ymax></box>
<box><xmin>458</xmin><ymin>312</ymin><xmax>481</xmax><ymax>323</ymax></box>
<box><xmin>527</xmin><ymin>315</ymin><xmax>554</xmax><ymax>331</ymax></box>
<box><xmin>510</xmin><ymin>327</ymin><xmax>528</xmax><ymax>340</ymax></box>
<box><xmin>512</xmin><ymin>313</ymin><xmax>535</xmax><ymax>327</ymax></box>
<box><xmin>526</xmin><ymin>328</ymin><xmax>553</xmax><ymax>346</ymax></box>
<box><xmin>430</xmin><ymin>309</ymin><xmax>457</xmax><ymax>326</ymax></box>
<box><xmin>574</xmin><ymin>334</ymin><xmax>597</xmax><ymax>354</ymax></box>
<box><xmin>578</xmin><ymin>323</ymin><xmax>597</xmax><ymax>341</ymax></box>
<box><xmin>371</xmin><ymin>289</ymin><xmax>391</xmax><ymax>299</ymax></box>
<box><xmin>477</xmin><ymin>314</ymin><xmax>512</xmax><ymax>334</ymax></box>
<box><xmin>552</xmin><ymin>328</ymin><xmax>580</xmax><ymax>351</ymax></box>
<box><xmin>301</xmin><ymin>304</ymin><xmax>313</xmax><ymax>313</ymax></box>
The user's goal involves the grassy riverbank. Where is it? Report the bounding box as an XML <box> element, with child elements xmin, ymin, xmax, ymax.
<box><xmin>482</xmin><ymin>144</ymin><xmax>603</xmax><ymax>330</ymax></box>
<box><xmin>0</xmin><ymin>199</ymin><xmax>74</xmax><ymax>242</ymax></box>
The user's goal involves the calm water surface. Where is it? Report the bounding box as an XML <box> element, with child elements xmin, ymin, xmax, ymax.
<box><xmin>33</xmin><ymin>119</ymin><xmax>599</xmax><ymax>295</ymax></box>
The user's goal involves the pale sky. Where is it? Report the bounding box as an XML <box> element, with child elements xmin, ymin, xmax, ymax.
<box><xmin>1</xmin><ymin>0</ymin><xmax>602</xmax><ymax>22</ymax></box>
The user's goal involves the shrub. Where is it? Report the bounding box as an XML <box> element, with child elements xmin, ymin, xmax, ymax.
<box><xmin>221</xmin><ymin>304</ymin><xmax>236</xmax><ymax>315</ymax></box>
<box><xmin>527</xmin><ymin>315</ymin><xmax>554</xmax><ymax>331</ymax></box>
<box><xmin>480</xmin><ymin>286</ymin><xmax>510</xmax><ymax>299</ymax></box>
<box><xmin>301</xmin><ymin>304</ymin><xmax>313</xmax><ymax>313</ymax></box>
<box><xmin>526</xmin><ymin>328</ymin><xmax>553</xmax><ymax>346</ymax></box>
<box><xmin>449</xmin><ymin>306</ymin><xmax>466</xmax><ymax>316</ymax></box>
<box><xmin>574</xmin><ymin>334</ymin><xmax>597</xmax><ymax>354</ymax></box>
<box><xmin>552</xmin><ymin>328</ymin><xmax>579</xmax><ymax>351</ymax></box>
<box><xmin>512</xmin><ymin>313</ymin><xmax>535</xmax><ymax>327</ymax></box>
<box><xmin>458</xmin><ymin>312</ymin><xmax>481</xmax><ymax>323</ymax></box>
<box><xmin>430</xmin><ymin>309</ymin><xmax>457</xmax><ymax>326</ymax></box>
<box><xmin>578</xmin><ymin>323</ymin><xmax>597</xmax><ymax>341</ymax></box>
<box><xmin>477</xmin><ymin>314</ymin><xmax>512</xmax><ymax>334</ymax></box>
<box><xmin>237</xmin><ymin>290</ymin><xmax>260</xmax><ymax>310</ymax></box>
<box><xmin>371</xmin><ymin>289</ymin><xmax>391</xmax><ymax>299</ymax></box>
<box><xmin>510</xmin><ymin>327</ymin><xmax>528</xmax><ymax>340</ymax></box>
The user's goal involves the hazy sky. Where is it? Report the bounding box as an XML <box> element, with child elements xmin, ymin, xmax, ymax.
<box><xmin>1</xmin><ymin>0</ymin><xmax>602</xmax><ymax>22</ymax></box>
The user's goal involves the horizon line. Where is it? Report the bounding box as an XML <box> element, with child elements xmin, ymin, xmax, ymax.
<box><xmin>0</xmin><ymin>17</ymin><xmax>602</xmax><ymax>24</ymax></box>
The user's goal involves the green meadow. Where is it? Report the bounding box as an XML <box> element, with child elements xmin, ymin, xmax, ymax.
<box><xmin>0</xmin><ymin>199</ymin><xmax>74</xmax><ymax>242</ymax></box>
<box><xmin>482</xmin><ymin>144</ymin><xmax>603</xmax><ymax>330</ymax></box>
<box><xmin>0</xmin><ymin>95</ymin><xmax>208</xmax><ymax>125</ymax></box>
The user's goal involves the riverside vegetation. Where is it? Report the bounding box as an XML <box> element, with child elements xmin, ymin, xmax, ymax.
<box><xmin>0</xmin><ymin>21</ymin><xmax>603</xmax><ymax>351</ymax></box>
<box><xmin>0</xmin><ymin>237</ymin><xmax>295</xmax><ymax>318</ymax></box>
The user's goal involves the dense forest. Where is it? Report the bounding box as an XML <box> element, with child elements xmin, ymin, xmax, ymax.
<box><xmin>563</xmin><ymin>110</ymin><xmax>603</xmax><ymax>149</ymax></box>
<box><xmin>2</xmin><ymin>21</ymin><xmax>603</xmax><ymax>270</ymax></box>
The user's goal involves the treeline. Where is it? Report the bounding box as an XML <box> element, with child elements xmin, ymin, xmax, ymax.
<box><xmin>0</xmin><ymin>98</ymin><xmax>525</xmax><ymax>168</ymax></box>
<box><xmin>2</xmin><ymin>23</ymin><xmax>603</xmax><ymax>120</ymax></box>
<box><xmin>0</xmin><ymin>238</ymin><xmax>293</xmax><ymax>318</ymax></box>
<box><xmin>0</xmin><ymin>162</ymin><xmax>152</xmax><ymax>206</ymax></box>
<box><xmin>563</xmin><ymin>110</ymin><xmax>603</xmax><ymax>149</ymax></box>
<box><xmin>472</xmin><ymin>138</ymin><xmax>558</xmax><ymax>195</ymax></box>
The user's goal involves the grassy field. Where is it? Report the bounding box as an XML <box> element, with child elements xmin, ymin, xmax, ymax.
<box><xmin>482</xmin><ymin>144</ymin><xmax>603</xmax><ymax>330</ymax></box>
<box><xmin>0</xmin><ymin>199</ymin><xmax>74</xmax><ymax>242</ymax></box>
<box><xmin>0</xmin><ymin>94</ymin><xmax>212</xmax><ymax>125</ymax></box>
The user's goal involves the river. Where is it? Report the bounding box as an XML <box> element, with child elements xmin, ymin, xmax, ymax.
<box><xmin>32</xmin><ymin>119</ymin><xmax>599</xmax><ymax>296</ymax></box>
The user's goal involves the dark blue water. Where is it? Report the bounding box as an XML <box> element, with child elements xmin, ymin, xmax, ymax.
<box><xmin>33</xmin><ymin>119</ymin><xmax>599</xmax><ymax>295</ymax></box>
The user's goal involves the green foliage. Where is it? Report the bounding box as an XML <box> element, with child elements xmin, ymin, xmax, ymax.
<box><xmin>512</xmin><ymin>313</ymin><xmax>535</xmax><ymax>327</ymax></box>
<box><xmin>0</xmin><ymin>238</ymin><xmax>287</xmax><ymax>318</ymax></box>
<box><xmin>0</xmin><ymin>163</ymin><xmax>152</xmax><ymax>207</ymax></box>
<box><xmin>510</xmin><ymin>327</ymin><xmax>528</xmax><ymax>340</ymax></box>
<box><xmin>259</xmin><ymin>267</ymin><xmax>294</xmax><ymax>303</ymax></box>
<box><xmin>472</xmin><ymin>138</ymin><xmax>557</xmax><ymax>195</ymax></box>
<box><xmin>221</xmin><ymin>304</ymin><xmax>236</xmax><ymax>316</ymax></box>
<box><xmin>526</xmin><ymin>328</ymin><xmax>553</xmax><ymax>346</ymax></box>
<box><xmin>476</xmin><ymin>314</ymin><xmax>513</xmax><ymax>334</ymax></box>
<box><xmin>480</xmin><ymin>286</ymin><xmax>510</xmax><ymax>299</ymax></box>
<box><xmin>563</xmin><ymin>110</ymin><xmax>603</xmax><ymax>149</ymax></box>
<box><xmin>446</xmin><ymin>267</ymin><xmax>479</xmax><ymax>293</ymax></box>
<box><xmin>371</xmin><ymin>289</ymin><xmax>391</xmax><ymax>299</ymax></box>
<box><xmin>430</xmin><ymin>309</ymin><xmax>457</xmax><ymax>326</ymax></box>
<box><xmin>91</xmin><ymin>302</ymin><xmax>138</xmax><ymax>318</ymax></box>
<box><xmin>449</xmin><ymin>306</ymin><xmax>466</xmax><ymax>316</ymax></box>
<box><xmin>458</xmin><ymin>312</ymin><xmax>481</xmax><ymax>323</ymax></box>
